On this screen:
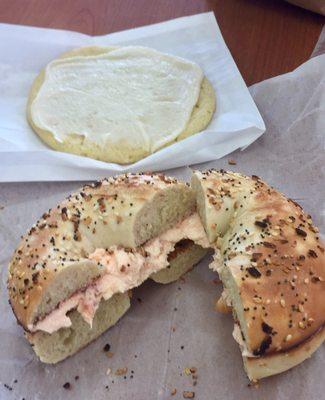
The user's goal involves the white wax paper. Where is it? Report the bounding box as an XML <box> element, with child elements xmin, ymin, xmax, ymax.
<box><xmin>0</xmin><ymin>20</ymin><xmax>324</xmax><ymax>400</ymax></box>
<box><xmin>0</xmin><ymin>12</ymin><xmax>265</xmax><ymax>182</ymax></box>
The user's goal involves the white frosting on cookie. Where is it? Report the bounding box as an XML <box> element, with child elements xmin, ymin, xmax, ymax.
<box><xmin>31</xmin><ymin>46</ymin><xmax>203</xmax><ymax>152</ymax></box>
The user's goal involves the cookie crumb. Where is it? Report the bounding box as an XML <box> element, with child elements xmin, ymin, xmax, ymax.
<box><xmin>171</xmin><ymin>388</ymin><xmax>177</xmax><ymax>396</ymax></box>
<box><xmin>63</xmin><ymin>382</ymin><xmax>71</xmax><ymax>390</ymax></box>
<box><xmin>106</xmin><ymin>368</ymin><xmax>111</xmax><ymax>375</ymax></box>
<box><xmin>228</xmin><ymin>159</ymin><xmax>236</xmax><ymax>165</ymax></box>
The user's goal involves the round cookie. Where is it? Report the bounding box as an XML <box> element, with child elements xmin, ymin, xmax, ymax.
<box><xmin>27</xmin><ymin>46</ymin><xmax>216</xmax><ymax>164</ymax></box>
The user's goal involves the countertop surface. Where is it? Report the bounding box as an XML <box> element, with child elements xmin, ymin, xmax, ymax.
<box><xmin>0</xmin><ymin>0</ymin><xmax>323</xmax><ymax>85</ymax></box>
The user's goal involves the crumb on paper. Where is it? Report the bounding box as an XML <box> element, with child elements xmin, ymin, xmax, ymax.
<box><xmin>248</xmin><ymin>380</ymin><xmax>260</xmax><ymax>388</ymax></box>
<box><xmin>183</xmin><ymin>391</ymin><xmax>195</xmax><ymax>398</ymax></box>
<box><xmin>171</xmin><ymin>388</ymin><xmax>177</xmax><ymax>395</ymax></box>
<box><xmin>106</xmin><ymin>368</ymin><xmax>111</xmax><ymax>375</ymax></box>
<box><xmin>103</xmin><ymin>343</ymin><xmax>111</xmax><ymax>352</ymax></box>
<box><xmin>228</xmin><ymin>159</ymin><xmax>236</xmax><ymax>165</ymax></box>
<box><xmin>184</xmin><ymin>367</ymin><xmax>191</xmax><ymax>376</ymax></box>
<box><xmin>115</xmin><ymin>367</ymin><xmax>128</xmax><ymax>376</ymax></box>
<box><xmin>63</xmin><ymin>382</ymin><xmax>71</xmax><ymax>390</ymax></box>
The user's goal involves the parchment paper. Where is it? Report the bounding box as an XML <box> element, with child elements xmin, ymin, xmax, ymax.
<box><xmin>0</xmin><ymin>12</ymin><xmax>265</xmax><ymax>182</ymax></box>
<box><xmin>0</xmin><ymin>24</ymin><xmax>324</xmax><ymax>400</ymax></box>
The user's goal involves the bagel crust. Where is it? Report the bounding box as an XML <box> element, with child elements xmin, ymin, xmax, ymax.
<box><xmin>243</xmin><ymin>326</ymin><xmax>325</xmax><ymax>380</ymax></box>
<box><xmin>192</xmin><ymin>169</ymin><xmax>324</xmax><ymax>378</ymax></box>
<box><xmin>7</xmin><ymin>173</ymin><xmax>196</xmax><ymax>330</ymax></box>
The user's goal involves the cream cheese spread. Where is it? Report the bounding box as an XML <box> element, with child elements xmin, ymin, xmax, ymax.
<box><xmin>232</xmin><ymin>323</ymin><xmax>256</xmax><ymax>358</ymax></box>
<box><xmin>29</xmin><ymin>213</ymin><xmax>210</xmax><ymax>334</ymax></box>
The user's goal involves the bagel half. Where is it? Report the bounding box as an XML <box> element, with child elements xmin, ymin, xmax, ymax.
<box><xmin>8</xmin><ymin>173</ymin><xmax>209</xmax><ymax>363</ymax></box>
<box><xmin>26</xmin><ymin>242</ymin><xmax>206</xmax><ymax>364</ymax></box>
<box><xmin>192</xmin><ymin>169</ymin><xmax>325</xmax><ymax>380</ymax></box>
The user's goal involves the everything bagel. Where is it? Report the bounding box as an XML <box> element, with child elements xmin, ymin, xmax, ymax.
<box><xmin>7</xmin><ymin>171</ymin><xmax>324</xmax><ymax>380</ymax></box>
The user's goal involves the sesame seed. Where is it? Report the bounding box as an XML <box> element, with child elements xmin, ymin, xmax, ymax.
<box><xmin>253</xmin><ymin>296</ymin><xmax>262</xmax><ymax>304</ymax></box>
